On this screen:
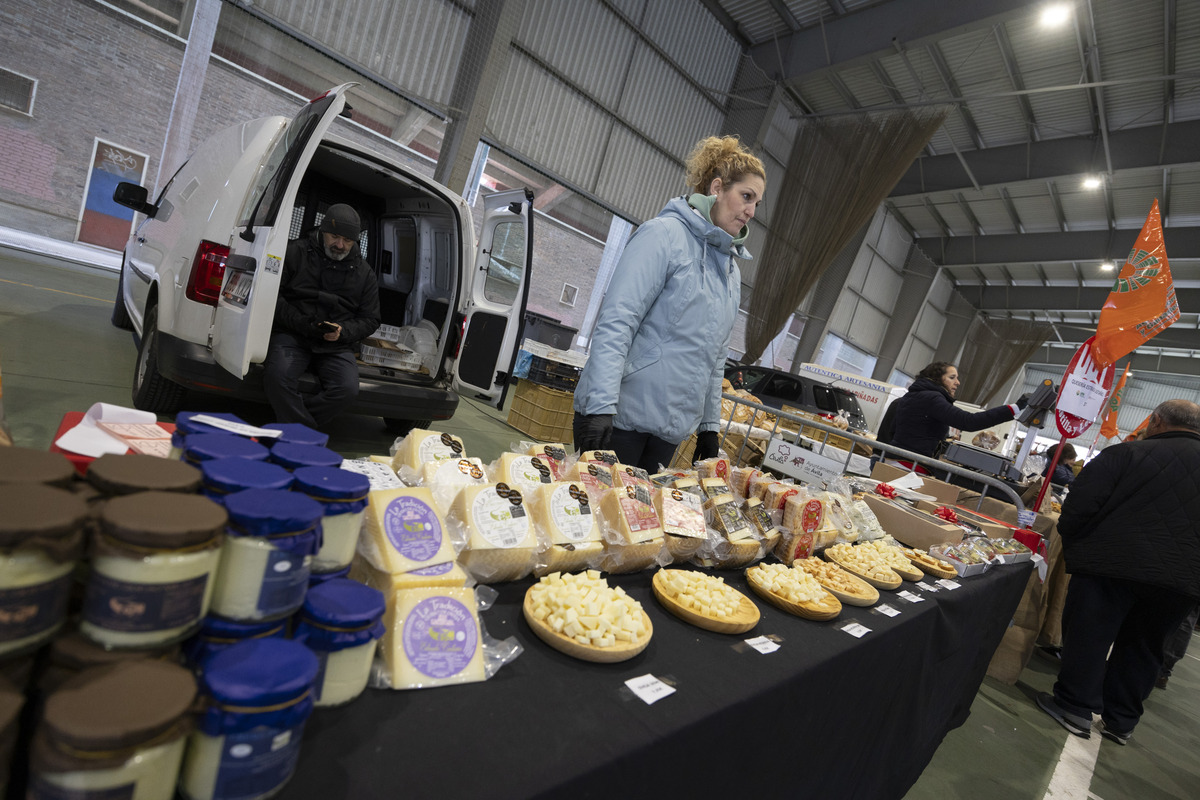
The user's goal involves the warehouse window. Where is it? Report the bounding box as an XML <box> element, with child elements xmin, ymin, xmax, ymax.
<box><xmin>560</xmin><ymin>283</ymin><xmax>578</xmax><ymax>307</ymax></box>
<box><xmin>0</xmin><ymin>68</ymin><xmax>36</xmax><ymax>115</ymax></box>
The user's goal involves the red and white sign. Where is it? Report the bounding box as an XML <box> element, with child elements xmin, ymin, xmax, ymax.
<box><xmin>1056</xmin><ymin>336</ymin><xmax>1116</xmax><ymax>438</ymax></box>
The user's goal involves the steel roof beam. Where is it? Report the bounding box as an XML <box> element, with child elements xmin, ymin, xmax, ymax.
<box><xmin>920</xmin><ymin>226</ymin><xmax>1200</xmax><ymax>264</ymax></box>
<box><xmin>1027</xmin><ymin>346</ymin><xmax>1200</xmax><ymax>378</ymax></box>
<box><xmin>993</xmin><ymin>23</ymin><xmax>1039</xmax><ymax>141</ymax></box>
<box><xmin>928</xmin><ymin>43</ymin><xmax>986</xmax><ymax>150</ymax></box>
<box><xmin>955</xmin><ymin>283</ymin><xmax>1200</xmax><ymax>317</ymax></box>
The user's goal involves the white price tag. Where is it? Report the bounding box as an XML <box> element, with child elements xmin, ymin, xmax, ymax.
<box><xmin>937</xmin><ymin>578</ymin><xmax>962</xmax><ymax>591</ymax></box>
<box><xmin>338</xmin><ymin>458</ymin><xmax>403</xmax><ymax>490</ymax></box>
<box><xmin>625</xmin><ymin>674</ymin><xmax>676</xmax><ymax>705</ymax></box>
<box><xmin>916</xmin><ymin>581</ymin><xmax>939</xmax><ymax>592</ymax></box>
<box><xmin>876</xmin><ymin>604</ymin><xmax>900</xmax><ymax>618</ymax></box>
<box><xmin>744</xmin><ymin>636</ymin><xmax>780</xmax><ymax>654</ymax></box>
<box><xmin>897</xmin><ymin>591</ymin><xmax>925</xmax><ymax>603</ymax></box>
<box><xmin>840</xmin><ymin>622</ymin><xmax>871</xmax><ymax>639</ymax></box>
<box><xmin>189</xmin><ymin>414</ymin><xmax>283</xmax><ymax>439</ymax></box>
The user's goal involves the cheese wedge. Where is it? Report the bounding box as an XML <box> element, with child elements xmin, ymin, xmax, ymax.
<box><xmin>492</xmin><ymin>453</ymin><xmax>556</xmax><ymax>494</ymax></box>
<box><xmin>565</xmin><ymin>460</ymin><xmax>615</xmax><ymax>504</ymax></box>
<box><xmin>700</xmin><ymin>477</ymin><xmax>733</xmax><ymax>501</ymax></box>
<box><xmin>578</xmin><ymin>449</ymin><xmax>619</xmax><ymax>467</ymax></box>
<box><xmin>381</xmin><ymin>587</ymin><xmax>485</xmax><ymax>689</ymax></box>
<box><xmin>748</xmin><ymin>473</ymin><xmax>777</xmax><ymax>502</ymax></box>
<box><xmin>526</xmin><ymin>443</ymin><xmax>569</xmax><ymax>480</ymax></box>
<box><xmin>420</xmin><ymin>457</ymin><xmax>487</xmax><ymax>515</ymax></box>
<box><xmin>527</xmin><ymin>482</ymin><xmax>604</xmax><ymax>575</ymax></box>
<box><xmin>654</xmin><ymin>486</ymin><xmax>708</xmax><ymax>563</ymax></box>
<box><xmin>350</xmin><ymin>556</ymin><xmax>469</xmax><ymax>592</ymax></box>
<box><xmin>599</xmin><ymin>485</ymin><xmax>664</xmax><ymax>574</ymax></box>
<box><xmin>673</xmin><ymin>477</ymin><xmax>704</xmax><ymax>498</ymax></box>
<box><xmin>696</xmin><ymin>457</ymin><xmax>732</xmax><ymax>481</ymax></box>
<box><xmin>392</xmin><ymin>429</ymin><xmax>466</xmax><ymax>473</ymax></box>
<box><xmin>743</xmin><ymin>497</ymin><xmax>775</xmax><ymax>538</ymax></box>
<box><xmin>705</xmin><ymin>495</ymin><xmax>754</xmax><ymax>542</ymax></box>
<box><xmin>729</xmin><ymin>467</ymin><xmax>763</xmax><ymax>499</ymax></box>
<box><xmin>451</xmin><ymin>483</ymin><xmax>538</xmax><ymax>583</ymax></box>
<box><xmin>765</xmin><ymin>482</ymin><xmax>803</xmax><ymax>512</ymax></box>
<box><xmin>361</xmin><ymin>487</ymin><xmax>457</xmax><ymax>574</ymax></box>
<box><xmin>612</xmin><ymin>464</ymin><xmax>654</xmax><ymax>490</ymax></box>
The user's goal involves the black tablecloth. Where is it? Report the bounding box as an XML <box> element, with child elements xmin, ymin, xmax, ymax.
<box><xmin>283</xmin><ymin>560</ymin><xmax>1032</xmax><ymax>800</ymax></box>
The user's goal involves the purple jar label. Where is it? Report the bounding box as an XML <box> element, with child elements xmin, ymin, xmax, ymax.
<box><xmin>402</xmin><ymin>596</ymin><xmax>478</xmax><ymax>680</ymax></box>
<box><xmin>31</xmin><ymin>778</ymin><xmax>134</xmax><ymax>799</ymax></box>
<box><xmin>383</xmin><ymin>496</ymin><xmax>443</xmax><ymax>563</ymax></box>
<box><xmin>408</xmin><ymin>562</ymin><xmax>453</xmax><ymax>577</ymax></box>
<box><xmin>82</xmin><ymin>572</ymin><xmax>208</xmax><ymax>633</ymax></box>
<box><xmin>256</xmin><ymin>550</ymin><xmax>310</xmax><ymax>617</ymax></box>
<box><xmin>0</xmin><ymin>573</ymin><xmax>71</xmax><ymax>643</ymax></box>
<box><xmin>212</xmin><ymin>723</ymin><xmax>307</xmax><ymax>800</ymax></box>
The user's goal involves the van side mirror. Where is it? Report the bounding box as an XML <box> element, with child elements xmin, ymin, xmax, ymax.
<box><xmin>113</xmin><ymin>182</ymin><xmax>158</xmax><ymax>218</ymax></box>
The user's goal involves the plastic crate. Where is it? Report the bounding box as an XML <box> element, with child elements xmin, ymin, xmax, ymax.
<box><xmin>507</xmin><ymin>381</ymin><xmax>574</xmax><ymax>443</ymax></box>
<box><xmin>526</xmin><ymin>355</ymin><xmax>581</xmax><ymax>391</ymax></box>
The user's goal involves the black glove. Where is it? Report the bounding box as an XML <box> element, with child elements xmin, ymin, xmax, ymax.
<box><xmin>573</xmin><ymin>413</ymin><xmax>613</xmax><ymax>452</ymax></box>
<box><xmin>1016</xmin><ymin>393</ymin><xmax>1030</xmax><ymax>410</ymax></box>
<box><xmin>694</xmin><ymin>430</ymin><xmax>720</xmax><ymax>461</ymax></box>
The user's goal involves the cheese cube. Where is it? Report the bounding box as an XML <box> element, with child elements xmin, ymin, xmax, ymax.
<box><xmin>492</xmin><ymin>453</ymin><xmax>556</xmax><ymax>494</ymax></box>
<box><xmin>598</xmin><ymin>486</ymin><xmax>664</xmax><ymax>574</ymax></box>
<box><xmin>381</xmin><ymin>587</ymin><xmax>485</xmax><ymax>689</ymax></box>
<box><xmin>526</xmin><ymin>443</ymin><xmax>569</xmax><ymax>480</ymax></box>
<box><xmin>527</xmin><ymin>482</ymin><xmax>603</xmax><ymax>576</ymax></box>
<box><xmin>391</xmin><ymin>429</ymin><xmax>466</xmax><ymax>473</ymax></box>
<box><xmin>451</xmin><ymin>483</ymin><xmax>538</xmax><ymax>583</ymax></box>
<box><xmin>361</xmin><ymin>487</ymin><xmax>457</xmax><ymax>574</ymax></box>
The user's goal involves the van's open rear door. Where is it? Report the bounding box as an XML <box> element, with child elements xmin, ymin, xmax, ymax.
<box><xmin>210</xmin><ymin>84</ymin><xmax>357</xmax><ymax>377</ymax></box>
<box><xmin>452</xmin><ymin>188</ymin><xmax>534</xmax><ymax>407</ymax></box>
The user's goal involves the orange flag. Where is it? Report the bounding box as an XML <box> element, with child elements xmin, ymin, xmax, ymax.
<box><xmin>1093</xmin><ymin>200</ymin><xmax>1180</xmax><ymax>367</ymax></box>
<box><xmin>1099</xmin><ymin>363</ymin><xmax>1130</xmax><ymax>439</ymax></box>
<box><xmin>1123</xmin><ymin>413</ymin><xmax>1152</xmax><ymax>442</ymax></box>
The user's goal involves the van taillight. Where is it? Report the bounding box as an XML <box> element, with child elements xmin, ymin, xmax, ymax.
<box><xmin>186</xmin><ymin>241</ymin><xmax>230</xmax><ymax>306</ymax></box>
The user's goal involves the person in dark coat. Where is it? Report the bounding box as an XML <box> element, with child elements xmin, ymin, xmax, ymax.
<box><xmin>1042</xmin><ymin>442</ymin><xmax>1077</xmax><ymax>487</ymax></box>
<box><xmin>876</xmin><ymin>362</ymin><xmax>1022</xmax><ymax>470</ymax></box>
<box><xmin>263</xmin><ymin>203</ymin><xmax>381</xmax><ymax>429</ymax></box>
<box><xmin>1036</xmin><ymin>399</ymin><xmax>1200</xmax><ymax>745</ymax></box>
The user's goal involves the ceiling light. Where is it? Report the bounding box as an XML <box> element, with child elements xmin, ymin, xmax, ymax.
<box><xmin>1100</xmin><ymin>261</ymin><xmax>1115</xmax><ymax>272</ymax></box>
<box><xmin>1041</xmin><ymin>4</ymin><xmax>1072</xmax><ymax>27</ymax></box>
<box><xmin>1082</xmin><ymin>176</ymin><xmax>1102</xmax><ymax>190</ymax></box>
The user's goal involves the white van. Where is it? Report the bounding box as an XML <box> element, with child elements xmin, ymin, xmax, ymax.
<box><xmin>795</xmin><ymin>363</ymin><xmax>906</xmax><ymax>433</ymax></box>
<box><xmin>110</xmin><ymin>84</ymin><xmax>532</xmax><ymax>433</ymax></box>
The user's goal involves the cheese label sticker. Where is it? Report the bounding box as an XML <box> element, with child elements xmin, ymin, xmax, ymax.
<box><xmin>409</xmin><ymin>561</ymin><xmax>454</xmax><ymax>577</ymax></box>
<box><xmin>471</xmin><ymin>486</ymin><xmax>530</xmax><ymax>548</ymax></box>
<box><xmin>800</xmin><ymin>499</ymin><xmax>823</xmax><ymax>534</ymax></box>
<box><xmin>0</xmin><ymin>573</ymin><xmax>72</xmax><ymax>642</ymax></box>
<box><xmin>383</xmin><ymin>496</ymin><xmax>444</xmax><ymax>563</ymax></box>
<box><xmin>82</xmin><ymin>572</ymin><xmax>207</xmax><ymax>633</ymax></box>
<box><xmin>620</xmin><ymin>491</ymin><xmax>659</xmax><ymax>536</ymax></box>
<box><xmin>550</xmin><ymin>483</ymin><xmax>593</xmax><ymax>542</ymax></box>
<box><xmin>403</xmin><ymin>596</ymin><xmax>478</xmax><ymax>679</ymax></box>
<box><xmin>418</xmin><ymin>433</ymin><xmax>461</xmax><ymax>463</ymax></box>
<box><xmin>457</xmin><ymin>459</ymin><xmax>484</xmax><ymax>480</ymax></box>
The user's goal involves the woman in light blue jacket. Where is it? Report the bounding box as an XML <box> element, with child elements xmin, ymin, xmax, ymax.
<box><xmin>573</xmin><ymin>136</ymin><xmax>766</xmax><ymax>471</ymax></box>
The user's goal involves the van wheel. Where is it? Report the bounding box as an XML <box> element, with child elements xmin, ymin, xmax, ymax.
<box><xmin>133</xmin><ymin>305</ymin><xmax>186</xmax><ymax>414</ymax></box>
<box><xmin>383</xmin><ymin>418</ymin><xmax>431</xmax><ymax>436</ymax></box>
<box><xmin>111</xmin><ymin>266</ymin><xmax>134</xmax><ymax>330</ymax></box>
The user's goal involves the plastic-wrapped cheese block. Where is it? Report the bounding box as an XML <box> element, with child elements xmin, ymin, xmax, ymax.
<box><xmin>765</xmin><ymin>482</ymin><xmax>803</xmax><ymax>512</ymax></box>
<box><xmin>654</xmin><ymin>486</ymin><xmax>707</xmax><ymax>563</ymax></box>
<box><xmin>700</xmin><ymin>477</ymin><xmax>733</xmax><ymax>501</ymax></box>
<box><xmin>527</xmin><ymin>482</ymin><xmax>603</xmax><ymax>576</ymax></box>
<box><xmin>451</xmin><ymin>483</ymin><xmax>537</xmax><ymax>583</ymax></box>
<box><xmin>381</xmin><ymin>587</ymin><xmax>485</xmax><ymax>689</ymax></box>
<box><xmin>492</xmin><ymin>453</ymin><xmax>555</xmax><ymax>495</ymax></box>
<box><xmin>743</xmin><ymin>497</ymin><xmax>775</xmax><ymax>538</ymax></box>
<box><xmin>748</xmin><ymin>473</ymin><xmax>777</xmax><ymax>502</ymax></box>
<box><xmin>696</xmin><ymin>457</ymin><xmax>732</xmax><ymax>481</ymax></box>
<box><xmin>577</xmin><ymin>449</ymin><xmax>618</xmax><ymax>467</ymax></box>
<box><xmin>349</xmin><ymin>556</ymin><xmax>469</xmax><ymax>593</ymax></box>
<box><xmin>526</xmin><ymin>444</ymin><xmax>569</xmax><ymax>481</ymax></box>
<box><xmin>360</xmin><ymin>487</ymin><xmax>456</xmax><ymax>574</ymax></box>
<box><xmin>420</xmin><ymin>457</ymin><xmax>487</xmax><ymax>514</ymax></box>
<box><xmin>705</xmin><ymin>495</ymin><xmax>755</xmax><ymax>542</ymax></box>
<box><xmin>611</xmin><ymin>464</ymin><xmax>654</xmax><ymax>490</ymax></box>
<box><xmin>819</xmin><ymin>492</ymin><xmax>857</xmax><ymax>543</ymax></box>
<box><xmin>728</xmin><ymin>467</ymin><xmax>763</xmax><ymax>499</ymax></box>
<box><xmin>391</xmin><ymin>429</ymin><xmax>466</xmax><ymax>473</ymax></box>
<box><xmin>673</xmin><ymin>477</ymin><xmax>704</xmax><ymax>498</ymax></box>
<box><xmin>598</xmin><ymin>485</ymin><xmax>664</xmax><ymax>574</ymax></box>
<box><xmin>847</xmin><ymin>498</ymin><xmax>887</xmax><ymax>541</ymax></box>
<box><xmin>565</xmin><ymin>461</ymin><xmax>615</xmax><ymax>504</ymax></box>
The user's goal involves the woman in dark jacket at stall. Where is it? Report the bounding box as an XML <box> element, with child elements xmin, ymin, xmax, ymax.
<box><xmin>877</xmin><ymin>362</ymin><xmax>1024</xmax><ymax>471</ymax></box>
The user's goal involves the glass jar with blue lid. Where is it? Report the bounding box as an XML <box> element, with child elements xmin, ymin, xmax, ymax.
<box><xmin>261</xmin><ymin>423</ymin><xmax>328</xmax><ymax>448</ymax></box>
<box><xmin>293</xmin><ymin>578</ymin><xmax>385</xmax><ymax>707</ymax></box>
<box><xmin>209</xmin><ymin>489</ymin><xmax>323</xmax><ymax>621</ymax></box>
<box><xmin>291</xmin><ymin>466</ymin><xmax>369</xmax><ymax>573</ymax></box>
<box><xmin>200</xmin><ymin>459</ymin><xmax>294</xmax><ymax>501</ymax></box>
<box><xmin>182</xmin><ymin>434</ymin><xmax>270</xmax><ymax>468</ymax></box>
<box><xmin>178</xmin><ymin>638</ymin><xmax>318</xmax><ymax>800</ymax></box>
<box><xmin>169</xmin><ymin>412</ymin><xmax>251</xmax><ymax>460</ymax></box>
<box><xmin>268</xmin><ymin>443</ymin><xmax>343</xmax><ymax>472</ymax></box>
<box><xmin>182</xmin><ymin>615</ymin><xmax>289</xmax><ymax>674</ymax></box>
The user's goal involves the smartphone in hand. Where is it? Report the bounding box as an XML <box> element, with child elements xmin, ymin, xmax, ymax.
<box><xmin>318</xmin><ymin>321</ymin><xmax>338</xmax><ymax>332</ymax></box>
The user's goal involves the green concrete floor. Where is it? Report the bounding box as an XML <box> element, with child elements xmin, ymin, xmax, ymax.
<box><xmin>3</xmin><ymin>251</ymin><xmax>1199</xmax><ymax>799</ymax></box>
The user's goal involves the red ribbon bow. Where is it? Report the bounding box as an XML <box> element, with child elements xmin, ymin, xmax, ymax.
<box><xmin>874</xmin><ymin>483</ymin><xmax>897</xmax><ymax>498</ymax></box>
<box><xmin>933</xmin><ymin>506</ymin><xmax>959</xmax><ymax>524</ymax></box>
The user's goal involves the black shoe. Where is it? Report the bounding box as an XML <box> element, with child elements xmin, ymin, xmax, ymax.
<box><xmin>1099</xmin><ymin>721</ymin><xmax>1131</xmax><ymax>746</ymax></box>
<box><xmin>1155</xmin><ymin>674</ymin><xmax>1169</xmax><ymax>690</ymax></box>
<box><xmin>1036</xmin><ymin>692</ymin><xmax>1091</xmax><ymax>738</ymax></box>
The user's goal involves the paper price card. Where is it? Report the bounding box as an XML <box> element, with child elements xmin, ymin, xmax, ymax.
<box><xmin>839</xmin><ymin>621</ymin><xmax>871</xmax><ymax>639</ymax></box>
<box><xmin>937</xmin><ymin>578</ymin><xmax>962</xmax><ymax>591</ymax></box>
<box><xmin>625</xmin><ymin>674</ymin><xmax>676</xmax><ymax>705</ymax></box>
<box><xmin>744</xmin><ymin>636</ymin><xmax>780</xmax><ymax>654</ymax></box>
<box><xmin>915</xmin><ymin>581</ymin><xmax>939</xmax><ymax>592</ymax></box>
<box><xmin>897</xmin><ymin>591</ymin><xmax>925</xmax><ymax>604</ymax></box>
<box><xmin>875</xmin><ymin>604</ymin><xmax>900</xmax><ymax>618</ymax></box>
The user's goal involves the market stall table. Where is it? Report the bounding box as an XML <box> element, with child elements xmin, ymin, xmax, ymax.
<box><xmin>282</xmin><ymin>560</ymin><xmax>1031</xmax><ymax>800</ymax></box>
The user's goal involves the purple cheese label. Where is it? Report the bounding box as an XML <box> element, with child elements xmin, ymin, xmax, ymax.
<box><xmin>82</xmin><ymin>572</ymin><xmax>208</xmax><ymax>633</ymax></box>
<box><xmin>402</xmin><ymin>596</ymin><xmax>478</xmax><ymax>680</ymax></box>
<box><xmin>384</xmin><ymin>496</ymin><xmax>443</xmax><ymax>563</ymax></box>
<box><xmin>409</xmin><ymin>562</ymin><xmax>454</xmax><ymax>577</ymax></box>
<box><xmin>0</xmin><ymin>573</ymin><xmax>71</xmax><ymax>643</ymax></box>
<box><xmin>212</xmin><ymin>723</ymin><xmax>307</xmax><ymax>800</ymax></box>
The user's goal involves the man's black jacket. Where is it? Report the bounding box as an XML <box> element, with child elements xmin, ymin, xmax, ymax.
<box><xmin>274</xmin><ymin>231</ymin><xmax>381</xmax><ymax>353</ymax></box>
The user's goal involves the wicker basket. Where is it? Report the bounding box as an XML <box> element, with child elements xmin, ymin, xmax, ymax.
<box><xmin>670</xmin><ymin>430</ymin><xmax>765</xmax><ymax>470</ymax></box>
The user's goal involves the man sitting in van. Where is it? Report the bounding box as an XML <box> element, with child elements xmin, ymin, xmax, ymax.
<box><xmin>264</xmin><ymin>203</ymin><xmax>380</xmax><ymax>430</ymax></box>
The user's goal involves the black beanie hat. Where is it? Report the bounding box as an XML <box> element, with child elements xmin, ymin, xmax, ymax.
<box><xmin>320</xmin><ymin>204</ymin><xmax>361</xmax><ymax>238</ymax></box>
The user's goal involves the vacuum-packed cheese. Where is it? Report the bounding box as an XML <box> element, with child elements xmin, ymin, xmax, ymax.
<box><xmin>391</xmin><ymin>429</ymin><xmax>465</xmax><ymax>473</ymax></box>
<box><xmin>361</xmin><ymin>487</ymin><xmax>456</xmax><ymax>574</ymax></box>
<box><xmin>765</xmin><ymin>482</ymin><xmax>803</xmax><ymax>511</ymax></box>
<box><xmin>612</xmin><ymin>464</ymin><xmax>654</xmax><ymax>490</ymax></box>
<box><xmin>381</xmin><ymin>587</ymin><xmax>485</xmax><ymax>689</ymax></box>
<box><xmin>492</xmin><ymin>453</ymin><xmax>556</xmax><ymax>494</ymax></box>
<box><xmin>526</xmin><ymin>443</ymin><xmax>569</xmax><ymax>480</ymax></box>
<box><xmin>729</xmin><ymin>467</ymin><xmax>763</xmax><ymax>499</ymax></box>
<box><xmin>565</xmin><ymin>461</ymin><xmax>615</xmax><ymax>504</ymax></box>
<box><xmin>696</xmin><ymin>457</ymin><xmax>732</xmax><ymax>481</ymax></box>
<box><xmin>705</xmin><ymin>495</ymin><xmax>754</xmax><ymax>542</ymax></box>
<box><xmin>748</xmin><ymin>473</ymin><xmax>777</xmax><ymax>502</ymax></box>
<box><xmin>527</xmin><ymin>482</ymin><xmax>603</xmax><ymax>575</ymax></box>
<box><xmin>451</xmin><ymin>483</ymin><xmax>537</xmax><ymax>583</ymax></box>
<box><xmin>654</xmin><ymin>486</ymin><xmax>707</xmax><ymax>563</ymax></box>
<box><xmin>599</xmin><ymin>485</ymin><xmax>664</xmax><ymax>573</ymax></box>
<box><xmin>349</xmin><ymin>556</ymin><xmax>469</xmax><ymax>593</ymax></box>
<box><xmin>578</xmin><ymin>450</ymin><xmax>618</xmax><ymax>467</ymax></box>
<box><xmin>700</xmin><ymin>477</ymin><xmax>733</xmax><ymax>501</ymax></box>
<box><xmin>420</xmin><ymin>457</ymin><xmax>487</xmax><ymax>514</ymax></box>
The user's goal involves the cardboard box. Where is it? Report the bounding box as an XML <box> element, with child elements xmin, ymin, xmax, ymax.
<box><xmin>912</xmin><ymin>501</ymin><xmax>1012</xmax><ymax>539</ymax></box>
<box><xmin>861</xmin><ymin>493</ymin><xmax>964</xmax><ymax>551</ymax></box>
<box><xmin>870</xmin><ymin>462</ymin><xmax>962</xmax><ymax>505</ymax></box>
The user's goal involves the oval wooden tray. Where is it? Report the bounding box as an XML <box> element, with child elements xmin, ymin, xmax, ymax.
<box><xmin>651</xmin><ymin>570</ymin><xmax>760</xmax><ymax>634</ymax></box>
<box><xmin>901</xmin><ymin>549</ymin><xmax>959</xmax><ymax>580</ymax></box>
<box><xmin>810</xmin><ymin>571</ymin><xmax>879</xmax><ymax>608</ymax></box>
<box><xmin>823</xmin><ymin>549</ymin><xmax>902</xmax><ymax>591</ymax></box>
<box><xmin>744</xmin><ymin>567</ymin><xmax>842</xmax><ymax>621</ymax></box>
<box><xmin>522</xmin><ymin>588</ymin><xmax>653</xmax><ymax>663</ymax></box>
<box><xmin>887</xmin><ymin>559</ymin><xmax>924</xmax><ymax>582</ymax></box>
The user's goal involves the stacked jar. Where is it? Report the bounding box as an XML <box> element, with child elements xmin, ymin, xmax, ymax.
<box><xmin>291</xmin><ymin>466</ymin><xmax>370</xmax><ymax>574</ymax></box>
<box><xmin>168</xmin><ymin>412</ymin><xmax>253</xmax><ymax>460</ymax></box>
<box><xmin>181</xmin><ymin>434</ymin><xmax>270</xmax><ymax>469</ymax></box>
<box><xmin>292</xmin><ymin>578</ymin><xmax>385</xmax><ymax>707</ymax></box>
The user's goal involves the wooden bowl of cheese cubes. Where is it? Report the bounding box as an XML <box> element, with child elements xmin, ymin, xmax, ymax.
<box><xmin>651</xmin><ymin>569</ymin><xmax>760</xmax><ymax>634</ymax></box>
<box><xmin>523</xmin><ymin>571</ymin><xmax>653</xmax><ymax>663</ymax></box>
